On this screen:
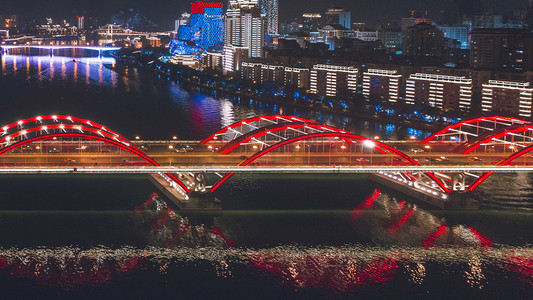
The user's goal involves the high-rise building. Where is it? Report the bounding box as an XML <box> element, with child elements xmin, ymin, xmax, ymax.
<box><xmin>284</xmin><ymin>67</ymin><xmax>310</xmax><ymax>89</ymax></box>
<box><xmin>204</xmin><ymin>51</ymin><xmax>224</xmax><ymax>70</ymax></box>
<box><xmin>324</xmin><ymin>8</ymin><xmax>351</xmax><ymax>30</ymax></box>
<box><xmin>241</xmin><ymin>62</ymin><xmax>284</xmax><ymax>84</ymax></box>
<box><xmin>259</xmin><ymin>0</ymin><xmax>279</xmax><ymax>34</ymax></box>
<box><xmin>310</xmin><ymin>64</ymin><xmax>358</xmax><ymax>97</ymax></box>
<box><xmin>223</xmin><ymin>44</ymin><xmax>249</xmax><ymax>72</ymax></box>
<box><xmin>378</xmin><ymin>29</ymin><xmax>403</xmax><ymax>52</ymax></box>
<box><xmin>190</xmin><ymin>1</ymin><xmax>224</xmax><ymax>49</ymax></box>
<box><xmin>470</xmin><ymin>29</ymin><xmax>533</xmax><ymax>72</ymax></box>
<box><xmin>176</xmin><ymin>2</ymin><xmax>224</xmax><ymax>49</ymax></box>
<box><xmin>302</xmin><ymin>14</ymin><xmax>321</xmax><ymax>33</ymax></box>
<box><xmin>401</xmin><ymin>9</ymin><xmax>431</xmax><ymax>31</ymax></box>
<box><xmin>437</xmin><ymin>26</ymin><xmax>469</xmax><ymax>49</ymax></box>
<box><xmin>176</xmin><ymin>13</ymin><xmax>192</xmax><ymax>40</ymax></box>
<box><xmin>481</xmin><ymin>80</ymin><xmax>533</xmax><ymax>118</ymax></box>
<box><xmin>225</xmin><ymin>0</ymin><xmax>265</xmax><ymax>58</ymax></box>
<box><xmin>362</xmin><ymin>69</ymin><xmax>402</xmax><ymax>103</ymax></box>
<box><xmin>77</xmin><ymin>16</ymin><xmax>85</xmax><ymax>30</ymax></box>
<box><xmin>405</xmin><ymin>73</ymin><xmax>472</xmax><ymax>112</ymax></box>
<box><xmin>473</xmin><ymin>13</ymin><xmax>503</xmax><ymax>29</ymax></box>
<box><xmin>403</xmin><ymin>23</ymin><xmax>444</xmax><ymax>57</ymax></box>
<box><xmin>2</xmin><ymin>15</ymin><xmax>17</xmax><ymax>29</ymax></box>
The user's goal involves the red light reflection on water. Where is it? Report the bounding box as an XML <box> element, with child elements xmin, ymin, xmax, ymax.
<box><xmin>248</xmin><ymin>250</ymin><xmax>399</xmax><ymax>294</ymax></box>
<box><xmin>469</xmin><ymin>227</ymin><xmax>493</xmax><ymax>249</ymax></box>
<box><xmin>387</xmin><ymin>208</ymin><xmax>414</xmax><ymax>233</ymax></box>
<box><xmin>0</xmin><ymin>254</ymin><xmax>143</xmax><ymax>288</ymax></box>
<box><xmin>351</xmin><ymin>189</ymin><xmax>381</xmax><ymax>219</ymax></box>
<box><xmin>134</xmin><ymin>192</ymin><xmax>157</xmax><ymax>212</ymax></box>
<box><xmin>422</xmin><ymin>225</ymin><xmax>447</xmax><ymax>249</ymax></box>
<box><xmin>211</xmin><ymin>226</ymin><xmax>234</xmax><ymax>247</ymax></box>
<box><xmin>505</xmin><ymin>251</ymin><xmax>533</xmax><ymax>283</ymax></box>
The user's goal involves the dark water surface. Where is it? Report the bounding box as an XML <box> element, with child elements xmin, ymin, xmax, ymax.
<box><xmin>0</xmin><ymin>52</ymin><xmax>531</xmax><ymax>299</ymax></box>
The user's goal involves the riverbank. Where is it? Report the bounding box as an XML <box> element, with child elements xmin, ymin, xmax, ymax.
<box><xmin>113</xmin><ymin>50</ymin><xmax>457</xmax><ymax>133</ymax></box>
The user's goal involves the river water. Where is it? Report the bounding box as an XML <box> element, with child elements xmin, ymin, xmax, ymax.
<box><xmin>0</xmin><ymin>51</ymin><xmax>531</xmax><ymax>299</ymax></box>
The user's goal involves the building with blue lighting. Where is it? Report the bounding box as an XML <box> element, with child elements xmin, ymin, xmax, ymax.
<box><xmin>177</xmin><ymin>1</ymin><xmax>224</xmax><ymax>50</ymax></box>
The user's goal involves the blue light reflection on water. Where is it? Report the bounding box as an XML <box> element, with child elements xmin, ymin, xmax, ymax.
<box><xmin>0</xmin><ymin>52</ymin><xmax>431</xmax><ymax>141</ymax></box>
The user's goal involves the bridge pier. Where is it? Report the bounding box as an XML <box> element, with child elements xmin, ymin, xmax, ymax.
<box><xmin>370</xmin><ymin>174</ymin><xmax>478</xmax><ymax>209</ymax></box>
<box><xmin>148</xmin><ymin>174</ymin><xmax>221</xmax><ymax>210</ymax></box>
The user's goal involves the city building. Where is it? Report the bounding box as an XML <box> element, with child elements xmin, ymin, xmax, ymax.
<box><xmin>189</xmin><ymin>1</ymin><xmax>224</xmax><ymax>49</ymax></box>
<box><xmin>225</xmin><ymin>0</ymin><xmax>265</xmax><ymax>58</ymax></box>
<box><xmin>223</xmin><ymin>45</ymin><xmax>249</xmax><ymax>72</ymax></box>
<box><xmin>310</xmin><ymin>64</ymin><xmax>358</xmax><ymax>97</ymax></box>
<box><xmin>176</xmin><ymin>13</ymin><xmax>192</xmax><ymax>40</ymax></box>
<box><xmin>473</xmin><ymin>13</ymin><xmax>503</xmax><ymax>29</ymax></box>
<box><xmin>401</xmin><ymin>9</ymin><xmax>431</xmax><ymax>31</ymax></box>
<box><xmin>259</xmin><ymin>0</ymin><xmax>279</xmax><ymax>34</ymax></box>
<box><xmin>470</xmin><ymin>29</ymin><xmax>533</xmax><ymax>72</ymax></box>
<box><xmin>279</xmin><ymin>22</ymin><xmax>301</xmax><ymax>35</ymax></box>
<box><xmin>403</xmin><ymin>23</ymin><xmax>444</xmax><ymax>57</ymax></box>
<box><xmin>77</xmin><ymin>16</ymin><xmax>85</xmax><ymax>30</ymax></box>
<box><xmin>405</xmin><ymin>73</ymin><xmax>472</xmax><ymax>112</ymax></box>
<box><xmin>324</xmin><ymin>8</ymin><xmax>351</xmax><ymax>30</ymax></box>
<box><xmin>0</xmin><ymin>15</ymin><xmax>17</xmax><ymax>29</ymax></box>
<box><xmin>284</xmin><ymin>67</ymin><xmax>310</xmax><ymax>89</ymax></box>
<box><xmin>362</xmin><ymin>69</ymin><xmax>402</xmax><ymax>103</ymax></box>
<box><xmin>176</xmin><ymin>2</ymin><xmax>224</xmax><ymax>49</ymax></box>
<box><xmin>437</xmin><ymin>26</ymin><xmax>469</xmax><ymax>49</ymax></box>
<box><xmin>168</xmin><ymin>54</ymin><xmax>202</xmax><ymax>69</ymax></box>
<box><xmin>378</xmin><ymin>29</ymin><xmax>403</xmax><ymax>53</ymax></box>
<box><xmin>302</xmin><ymin>14</ymin><xmax>321</xmax><ymax>33</ymax></box>
<box><xmin>241</xmin><ymin>62</ymin><xmax>284</xmax><ymax>84</ymax></box>
<box><xmin>481</xmin><ymin>80</ymin><xmax>533</xmax><ymax>118</ymax></box>
<box><xmin>204</xmin><ymin>51</ymin><xmax>224</xmax><ymax>70</ymax></box>
<box><xmin>241</xmin><ymin>62</ymin><xmax>263</xmax><ymax>83</ymax></box>
<box><xmin>354</xmin><ymin>30</ymin><xmax>379</xmax><ymax>42</ymax></box>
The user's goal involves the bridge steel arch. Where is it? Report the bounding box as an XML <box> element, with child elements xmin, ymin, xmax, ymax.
<box><xmin>0</xmin><ymin>117</ymin><xmax>191</xmax><ymax>193</ymax></box>
<box><xmin>200</xmin><ymin>115</ymin><xmax>317</xmax><ymax>145</ymax></box>
<box><xmin>209</xmin><ymin>132</ymin><xmax>451</xmax><ymax>193</ymax></box>
<box><xmin>217</xmin><ymin>123</ymin><xmax>349</xmax><ymax>154</ymax></box>
<box><xmin>421</xmin><ymin>116</ymin><xmax>529</xmax><ymax>144</ymax></box>
<box><xmin>454</xmin><ymin>125</ymin><xmax>533</xmax><ymax>154</ymax></box>
<box><xmin>468</xmin><ymin>143</ymin><xmax>533</xmax><ymax>191</ymax></box>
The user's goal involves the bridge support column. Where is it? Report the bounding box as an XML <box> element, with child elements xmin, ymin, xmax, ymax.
<box><xmin>451</xmin><ymin>173</ymin><xmax>467</xmax><ymax>192</ymax></box>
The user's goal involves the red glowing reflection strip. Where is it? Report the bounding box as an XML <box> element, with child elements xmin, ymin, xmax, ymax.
<box><xmin>469</xmin><ymin>226</ymin><xmax>493</xmax><ymax>249</ymax></box>
<box><xmin>387</xmin><ymin>208</ymin><xmax>414</xmax><ymax>232</ymax></box>
<box><xmin>422</xmin><ymin>225</ymin><xmax>447</xmax><ymax>249</ymax></box>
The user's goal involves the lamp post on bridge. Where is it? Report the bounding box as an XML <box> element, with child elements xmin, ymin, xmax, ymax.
<box><xmin>363</xmin><ymin>140</ymin><xmax>375</xmax><ymax>165</ymax></box>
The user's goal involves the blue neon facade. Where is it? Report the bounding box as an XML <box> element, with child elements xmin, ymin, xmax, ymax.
<box><xmin>178</xmin><ymin>4</ymin><xmax>224</xmax><ymax>50</ymax></box>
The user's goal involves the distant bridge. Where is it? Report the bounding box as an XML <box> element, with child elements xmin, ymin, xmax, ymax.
<box><xmin>0</xmin><ymin>45</ymin><xmax>121</xmax><ymax>53</ymax></box>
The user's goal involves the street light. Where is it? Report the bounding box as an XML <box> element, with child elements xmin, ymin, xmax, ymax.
<box><xmin>363</xmin><ymin>140</ymin><xmax>375</xmax><ymax>165</ymax></box>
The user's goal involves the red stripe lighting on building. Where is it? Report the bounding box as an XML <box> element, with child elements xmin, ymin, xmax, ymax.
<box><xmin>191</xmin><ymin>1</ymin><xmax>222</xmax><ymax>14</ymax></box>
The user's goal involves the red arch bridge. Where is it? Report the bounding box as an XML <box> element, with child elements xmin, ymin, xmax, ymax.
<box><xmin>2</xmin><ymin>114</ymin><xmax>533</xmax><ymax>209</ymax></box>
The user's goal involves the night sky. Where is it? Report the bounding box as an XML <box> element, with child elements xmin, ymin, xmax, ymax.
<box><xmin>0</xmin><ymin>0</ymin><xmax>529</xmax><ymax>30</ymax></box>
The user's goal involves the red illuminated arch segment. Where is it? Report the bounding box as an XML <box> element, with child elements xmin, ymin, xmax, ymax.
<box><xmin>200</xmin><ymin>115</ymin><xmax>317</xmax><ymax>145</ymax></box>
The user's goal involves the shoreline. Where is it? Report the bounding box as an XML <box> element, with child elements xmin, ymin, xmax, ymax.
<box><xmin>115</xmin><ymin>56</ymin><xmax>442</xmax><ymax>132</ymax></box>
